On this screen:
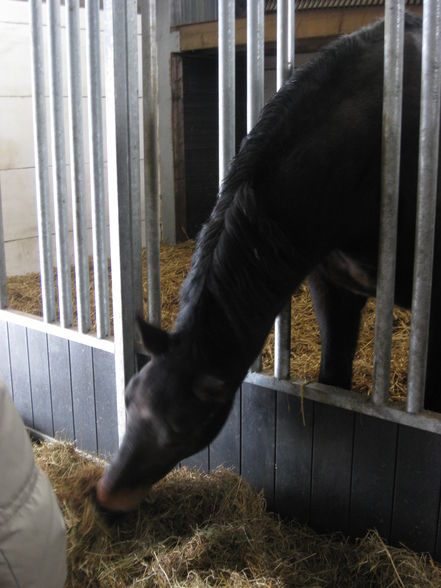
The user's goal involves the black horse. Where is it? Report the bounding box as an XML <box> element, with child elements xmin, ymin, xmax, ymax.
<box><xmin>97</xmin><ymin>14</ymin><xmax>439</xmax><ymax>512</ymax></box>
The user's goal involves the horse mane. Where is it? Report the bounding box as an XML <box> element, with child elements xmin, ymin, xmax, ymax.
<box><xmin>174</xmin><ymin>14</ymin><xmax>421</xmax><ymax>342</ymax></box>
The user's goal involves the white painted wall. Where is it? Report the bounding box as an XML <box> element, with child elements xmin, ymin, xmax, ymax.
<box><xmin>0</xmin><ymin>1</ymin><xmax>114</xmax><ymax>275</ymax></box>
<box><xmin>0</xmin><ymin>0</ymin><xmax>310</xmax><ymax>276</ymax></box>
<box><xmin>0</xmin><ymin>1</ymin><xmax>175</xmax><ymax>276</ymax></box>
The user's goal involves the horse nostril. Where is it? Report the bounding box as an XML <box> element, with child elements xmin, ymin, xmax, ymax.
<box><xmin>94</xmin><ymin>478</ymin><xmax>151</xmax><ymax>513</ymax></box>
<box><xmin>95</xmin><ymin>478</ymin><xmax>111</xmax><ymax>509</ymax></box>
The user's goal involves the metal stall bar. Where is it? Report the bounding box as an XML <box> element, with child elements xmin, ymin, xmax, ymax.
<box><xmin>407</xmin><ymin>0</ymin><xmax>441</xmax><ymax>414</ymax></box>
<box><xmin>104</xmin><ymin>0</ymin><xmax>141</xmax><ymax>444</ymax></box>
<box><xmin>246</xmin><ymin>0</ymin><xmax>264</xmax><ymax>132</ymax></box>
<box><xmin>247</xmin><ymin>0</ymin><xmax>264</xmax><ymax>372</ymax></box>
<box><xmin>85</xmin><ymin>0</ymin><xmax>110</xmax><ymax>339</ymax></box>
<box><xmin>289</xmin><ymin>0</ymin><xmax>295</xmax><ymax>73</ymax></box>
<box><xmin>372</xmin><ymin>0</ymin><xmax>405</xmax><ymax>405</ymax></box>
<box><xmin>126</xmin><ymin>0</ymin><xmax>143</xmax><ymax>322</ymax></box>
<box><xmin>142</xmin><ymin>0</ymin><xmax>162</xmax><ymax>327</ymax></box>
<box><xmin>218</xmin><ymin>0</ymin><xmax>236</xmax><ymax>185</ymax></box>
<box><xmin>0</xmin><ymin>183</ymin><xmax>7</xmax><ymax>309</ymax></box>
<box><xmin>66</xmin><ymin>0</ymin><xmax>91</xmax><ymax>333</ymax></box>
<box><xmin>274</xmin><ymin>0</ymin><xmax>294</xmax><ymax>380</ymax></box>
<box><xmin>47</xmin><ymin>0</ymin><xmax>73</xmax><ymax>328</ymax></box>
<box><xmin>29</xmin><ymin>0</ymin><xmax>55</xmax><ymax>323</ymax></box>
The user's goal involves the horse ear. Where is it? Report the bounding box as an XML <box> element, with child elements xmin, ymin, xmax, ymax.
<box><xmin>136</xmin><ymin>316</ymin><xmax>170</xmax><ymax>356</ymax></box>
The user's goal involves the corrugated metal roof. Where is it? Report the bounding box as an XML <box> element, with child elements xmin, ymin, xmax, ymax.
<box><xmin>264</xmin><ymin>0</ymin><xmax>421</xmax><ymax>11</ymax></box>
<box><xmin>171</xmin><ymin>0</ymin><xmax>422</xmax><ymax>28</ymax></box>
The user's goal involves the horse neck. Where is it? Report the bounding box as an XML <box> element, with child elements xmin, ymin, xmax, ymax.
<box><xmin>174</xmin><ymin>191</ymin><xmax>313</xmax><ymax>381</ymax></box>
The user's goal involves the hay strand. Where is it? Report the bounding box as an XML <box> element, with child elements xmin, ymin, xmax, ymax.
<box><xmin>7</xmin><ymin>241</ymin><xmax>410</xmax><ymax>400</ymax></box>
<box><xmin>34</xmin><ymin>440</ymin><xmax>441</xmax><ymax>587</ymax></box>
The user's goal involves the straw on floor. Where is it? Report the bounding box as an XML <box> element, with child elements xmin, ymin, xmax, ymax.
<box><xmin>7</xmin><ymin>240</ymin><xmax>410</xmax><ymax>401</ymax></box>
<box><xmin>34</xmin><ymin>439</ymin><xmax>441</xmax><ymax>588</ymax></box>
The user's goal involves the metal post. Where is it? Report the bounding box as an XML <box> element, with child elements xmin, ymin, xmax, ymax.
<box><xmin>218</xmin><ymin>0</ymin><xmax>236</xmax><ymax>185</ymax></box>
<box><xmin>288</xmin><ymin>0</ymin><xmax>295</xmax><ymax>76</ymax></box>
<box><xmin>47</xmin><ymin>0</ymin><xmax>73</xmax><ymax>328</ymax></box>
<box><xmin>276</xmin><ymin>0</ymin><xmax>290</xmax><ymax>88</ymax></box>
<box><xmin>247</xmin><ymin>0</ymin><xmax>264</xmax><ymax>372</ymax></box>
<box><xmin>407</xmin><ymin>0</ymin><xmax>441</xmax><ymax>414</ymax></box>
<box><xmin>0</xmin><ymin>183</ymin><xmax>7</xmax><ymax>309</ymax></box>
<box><xmin>246</xmin><ymin>0</ymin><xmax>264</xmax><ymax>133</ymax></box>
<box><xmin>274</xmin><ymin>0</ymin><xmax>294</xmax><ymax>380</ymax></box>
<box><xmin>104</xmin><ymin>0</ymin><xmax>141</xmax><ymax>444</ymax></box>
<box><xmin>29</xmin><ymin>0</ymin><xmax>55</xmax><ymax>323</ymax></box>
<box><xmin>127</xmin><ymin>0</ymin><xmax>143</xmax><ymax>322</ymax></box>
<box><xmin>142</xmin><ymin>0</ymin><xmax>162</xmax><ymax>327</ymax></box>
<box><xmin>85</xmin><ymin>0</ymin><xmax>110</xmax><ymax>339</ymax></box>
<box><xmin>372</xmin><ymin>0</ymin><xmax>405</xmax><ymax>405</ymax></box>
<box><xmin>66</xmin><ymin>0</ymin><xmax>91</xmax><ymax>333</ymax></box>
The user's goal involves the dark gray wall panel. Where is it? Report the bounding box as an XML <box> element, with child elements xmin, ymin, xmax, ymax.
<box><xmin>0</xmin><ymin>320</ymin><xmax>12</xmax><ymax>394</ymax></box>
<box><xmin>8</xmin><ymin>323</ymin><xmax>33</xmax><ymax>426</ymax></box>
<box><xmin>392</xmin><ymin>426</ymin><xmax>441</xmax><ymax>554</ymax></box>
<box><xmin>181</xmin><ymin>447</ymin><xmax>209</xmax><ymax>471</ymax></box>
<box><xmin>241</xmin><ymin>382</ymin><xmax>276</xmax><ymax>511</ymax></box>
<box><xmin>210</xmin><ymin>389</ymin><xmax>241</xmax><ymax>472</ymax></box>
<box><xmin>350</xmin><ymin>414</ymin><xmax>398</xmax><ymax>540</ymax></box>
<box><xmin>93</xmin><ymin>348</ymin><xmax>118</xmax><ymax>457</ymax></box>
<box><xmin>182</xmin><ymin>53</ymin><xmax>247</xmax><ymax>237</ymax></box>
<box><xmin>48</xmin><ymin>335</ymin><xmax>74</xmax><ymax>440</ymax></box>
<box><xmin>310</xmin><ymin>403</ymin><xmax>354</xmax><ymax>534</ymax></box>
<box><xmin>70</xmin><ymin>341</ymin><xmax>97</xmax><ymax>453</ymax></box>
<box><xmin>275</xmin><ymin>393</ymin><xmax>313</xmax><ymax>522</ymax></box>
<box><xmin>27</xmin><ymin>329</ymin><xmax>53</xmax><ymax>436</ymax></box>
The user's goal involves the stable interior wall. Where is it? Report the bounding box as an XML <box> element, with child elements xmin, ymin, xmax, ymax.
<box><xmin>0</xmin><ymin>0</ymin><xmax>179</xmax><ymax>277</ymax></box>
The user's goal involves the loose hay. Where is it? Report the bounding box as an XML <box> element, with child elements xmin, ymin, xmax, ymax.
<box><xmin>7</xmin><ymin>241</ymin><xmax>410</xmax><ymax>400</ymax></box>
<box><xmin>34</xmin><ymin>440</ymin><xmax>440</xmax><ymax>587</ymax></box>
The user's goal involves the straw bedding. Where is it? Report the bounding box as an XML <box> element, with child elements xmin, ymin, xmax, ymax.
<box><xmin>7</xmin><ymin>240</ymin><xmax>410</xmax><ymax>400</ymax></box>
<box><xmin>12</xmin><ymin>245</ymin><xmax>434</xmax><ymax>585</ymax></box>
<box><xmin>33</xmin><ymin>439</ymin><xmax>441</xmax><ymax>587</ymax></box>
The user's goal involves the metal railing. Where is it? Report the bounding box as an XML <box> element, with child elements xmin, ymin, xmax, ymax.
<box><xmin>274</xmin><ymin>0</ymin><xmax>295</xmax><ymax>380</ymax></box>
<box><xmin>142</xmin><ymin>0</ymin><xmax>162</xmax><ymax>328</ymax></box>
<box><xmin>407</xmin><ymin>0</ymin><xmax>441</xmax><ymax>413</ymax></box>
<box><xmin>215</xmin><ymin>0</ymin><xmax>441</xmax><ymax>433</ymax></box>
<box><xmin>86</xmin><ymin>0</ymin><xmax>111</xmax><ymax>339</ymax></box>
<box><xmin>26</xmin><ymin>0</ymin><xmax>113</xmax><ymax>336</ymax></box>
<box><xmin>0</xmin><ymin>0</ymin><xmax>440</xmax><ymax>438</ymax></box>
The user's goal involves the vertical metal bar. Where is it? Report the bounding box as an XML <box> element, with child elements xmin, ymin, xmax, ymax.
<box><xmin>104</xmin><ymin>0</ymin><xmax>139</xmax><ymax>445</ymax></box>
<box><xmin>47</xmin><ymin>0</ymin><xmax>73</xmax><ymax>328</ymax></box>
<box><xmin>247</xmin><ymin>0</ymin><xmax>264</xmax><ymax>372</ymax></box>
<box><xmin>85</xmin><ymin>0</ymin><xmax>110</xmax><ymax>339</ymax></box>
<box><xmin>372</xmin><ymin>0</ymin><xmax>405</xmax><ymax>405</ymax></box>
<box><xmin>276</xmin><ymin>0</ymin><xmax>289</xmax><ymax>88</ymax></box>
<box><xmin>29</xmin><ymin>0</ymin><xmax>55</xmax><ymax>323</ymax></box>
<box><xmin>274</xmin><ymin>0</ymin><xmax>294</xmax><ymax>380</ymax></box>
<box><xmin>288</xmin><ymin>0</ymin><xmax>295</xmax><ymax>77</ymax></box>
<box><xmin>246</xmin><ymin>0</ymin><xmax>264</xmax><ymax>132</ymax></box>
<box><xmin>142</xmin><ymin>0</ymin><xmax>162</xmax><ymax>327</ymax></box>
<box><xmin>126</xmin><ymin>0</ymin><xmax>143</xmax><ymax>322</ymax></box>
<box><xmin>0</xmin><ymin>183</ymin><xmax>7</xmax><ymax>309</ymax></box>
<box><xmin>66</xmin><ymin>0</ymin><xmax>91</xmax><ymax>333</ymax></box>
<box><xmin>218</xmin><ymin>0</ymin><xmax>236</xmax><ymax>185</ymax></box>
<box><xmin>407</xmin><ymin>0</ymin><xmax>441</xmax><ymax>414</ymax></box>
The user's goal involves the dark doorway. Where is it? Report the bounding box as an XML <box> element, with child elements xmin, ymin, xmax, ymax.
<box><xmin>172</xmin><ymin>51</ymin><xmax>247</xmax><ymax>239</ymax></box>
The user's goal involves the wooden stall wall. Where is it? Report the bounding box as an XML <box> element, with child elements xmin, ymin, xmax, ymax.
<box><xmin>183</xmin><ymin>381</ymin><xmax>441</xmax><ymax>559</ymax></box>
<box><xmin>3</xmin><ymin>317</ymin><xmax>441</xmax><ymax>557</ymax></box>
<box><xmin>0</xmin><ymin>319</ymin><xmax>119</xmax><ymax>458</ymax></box>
